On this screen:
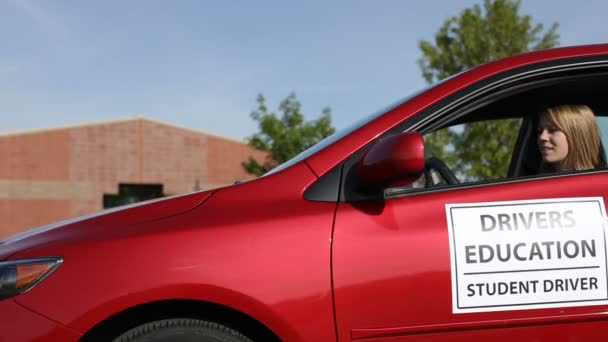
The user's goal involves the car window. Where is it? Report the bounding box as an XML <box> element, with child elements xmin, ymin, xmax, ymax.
<box><xmin>393</xmin><ymin>111</ymin><xmax>608</xmax><ymax>194</ymax></box>
<box><xmin>384</xmin><ymin>117</ymin><xmax>523</xmax><ymax>196</ymax></box>
<box><xmin>372</xmin><ymin>71</ymin><xmax>608</xmax><ymax>201</ymax></box>
<box><xmin>596</xmin><ymin>116</ymin><xmax>608</xmax><ymax>153</ymax></box>
<box><xmin>424</xmin><ymin>118</ymin><xmax>522</xmax><ymax>183</ymax></box>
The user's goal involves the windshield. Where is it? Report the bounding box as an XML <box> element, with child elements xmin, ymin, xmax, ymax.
<box><xmin>266</xmin><ymin>88</ymin><xmax>427</xmax><ymax>176</ymax></box>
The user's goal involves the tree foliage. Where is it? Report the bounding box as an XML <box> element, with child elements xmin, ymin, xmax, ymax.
<box><xmin>418</xmin><ymin>0</ymin><xmax>559</xmax><ymax>180</ymax></box>
<box><xmin>243</xmin><ymin>93</ymin><xmax>335</xmax><ymax>176</ymax></box>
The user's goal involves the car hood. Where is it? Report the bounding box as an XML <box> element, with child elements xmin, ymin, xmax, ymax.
<box><xmin>0</xmin><ymin>189</ymin><xmax>216</xmax><ymax>260</ymax></box>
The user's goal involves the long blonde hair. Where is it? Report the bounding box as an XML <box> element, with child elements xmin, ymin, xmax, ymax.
<box><xmin>540</xmin><ymin>104</ymin><xmax>601</xmax><ymax>171</ymax></box>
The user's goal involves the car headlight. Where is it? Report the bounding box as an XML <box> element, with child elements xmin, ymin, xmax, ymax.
<box><xmin>0</xmin><ymin>257</ymin><xmax>63</xmax><ymax>300</ymax></box>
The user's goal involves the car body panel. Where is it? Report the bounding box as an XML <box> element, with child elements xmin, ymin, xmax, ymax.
<box><xmin>333</xmin><ymin>172</ymin><xmax>608</xmax><ymax>341</ymax></box>
<box><xmin>0</xmin><ymin>189</ymin><xmax>213</xmax><ymax>260</ymax></box>
<box><xmin>0</xmin><ymin>299</ymin><xmax>82</xmax><ymax>341</ymax></box>
<box><xmin>10</xmin><ymin>162</ymin><xmax>337</xmax><ymax>342</ymax></box>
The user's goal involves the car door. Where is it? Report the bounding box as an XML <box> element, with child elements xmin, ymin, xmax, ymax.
<box><xmin>332</xmin><ymin>170</ymin><xmax>608</xmax><ymax>342</ymax></box>
<box><xmin>330</xmin><ymin>64</ymin><xmax>608</xmax><ymax>341</ymax></box>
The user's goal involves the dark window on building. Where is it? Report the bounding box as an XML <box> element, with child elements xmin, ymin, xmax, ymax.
<box><xmin>103</xmin><ymin>183</ymin><xmax>165</xmax><ymax>209</ymax></box>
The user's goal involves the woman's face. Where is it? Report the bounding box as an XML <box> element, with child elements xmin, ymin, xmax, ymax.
<box><xmin>538</xmin><ymin>115</ymin><xmax>569</xmax><ymax>166</ymax></box>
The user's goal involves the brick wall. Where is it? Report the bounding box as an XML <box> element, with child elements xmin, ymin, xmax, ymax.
<box><xmin>0</xmin><ymin>117</ymin><xmax>267</xmax><ymax>238</ymax></box>
<box><xmin>206</xmin><ymin>135</ymin><xmax>267</xmax><ymax>187</ymax></box>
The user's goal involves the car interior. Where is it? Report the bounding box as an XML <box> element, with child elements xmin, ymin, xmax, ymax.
<box><xmin>381</xmin><ymin>71</ymin><xmax>608</xmax><ymax>197</ymax></box>
<box><xmin>425</xmin><ymin>73</ymin><xmax>608</xmax><ymax>180</ymax></box>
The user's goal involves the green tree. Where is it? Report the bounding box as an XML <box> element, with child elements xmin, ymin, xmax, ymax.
<box><xmin>418</xmin><ymin>0</ymin><xmax>559</xmax><ymax>180</ymax></box>
<box><xmin>242</xmin><ymin>93</ymin><xmax>335</xmax><ymax>176</ymax></box>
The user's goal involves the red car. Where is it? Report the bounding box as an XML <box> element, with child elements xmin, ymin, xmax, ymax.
<box><xmin>4</xmin><ymin>44</ymin><xmax>608</xmax><ymax>342</ymax></box>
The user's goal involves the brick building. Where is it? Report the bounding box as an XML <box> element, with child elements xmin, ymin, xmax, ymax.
<box><xmin>0</xmin><ymin>116</ymin><xmax>266</xmax><ymax>239</ymax></box>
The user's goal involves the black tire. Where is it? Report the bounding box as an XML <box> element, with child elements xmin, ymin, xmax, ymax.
<box><xmin>113</xmin><ymin>319</ymin><xmax>254</xmax><ymax>342</ymax></box>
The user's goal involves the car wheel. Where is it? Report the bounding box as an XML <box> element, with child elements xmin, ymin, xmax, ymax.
<box><xmin>113</xmin><ymin>318</ymin><xmax>254</xmax><ymax>342</ymax></box>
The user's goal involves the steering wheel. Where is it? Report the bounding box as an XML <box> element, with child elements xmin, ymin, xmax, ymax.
<box><xmin>424</xmin><ymin>157</ymin><xmax>459</xmax><ymax>187</ymax></box>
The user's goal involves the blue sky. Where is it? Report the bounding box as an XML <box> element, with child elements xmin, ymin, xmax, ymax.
<box><xmin>1</xmin><ymin>0</ymin><xmax>607</xmax><ymax>140</ymax></box>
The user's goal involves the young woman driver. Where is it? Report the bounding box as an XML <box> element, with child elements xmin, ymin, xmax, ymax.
<box><xmin>538</xmin><ymin>104</ymin><xmax>606</xmax><ymax>172</ymax></box>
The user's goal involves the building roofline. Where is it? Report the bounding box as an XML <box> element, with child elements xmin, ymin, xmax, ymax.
<box><xmin>0</xmin><ymin>115</ymin><xmax>247</xmax><ymax>144</ymax></box>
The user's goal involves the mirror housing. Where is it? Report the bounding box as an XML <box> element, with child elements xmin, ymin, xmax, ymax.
<box><xmin>356</xmin><ymin>131</ymin><xmax>425</xmax><ymax>190</ymax></box>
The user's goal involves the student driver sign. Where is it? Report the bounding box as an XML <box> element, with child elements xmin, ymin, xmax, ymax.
<box><xmin>446</xmin><ymin>197</ymin><xmax>608</xmax><ymax>313</ymax></box>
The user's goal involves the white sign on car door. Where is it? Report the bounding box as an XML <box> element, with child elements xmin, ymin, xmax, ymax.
<box><xmin>446</xmin><ymin>197</ymin><xmax>608</xmax><ymax>313</ymax></box>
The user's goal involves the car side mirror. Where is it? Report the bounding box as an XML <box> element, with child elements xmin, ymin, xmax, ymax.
<box><xmin>356</xmin><ymin>131</ymin><xmax>425</xmax><ymax>190</ymax></box>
